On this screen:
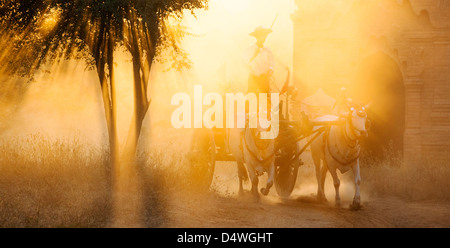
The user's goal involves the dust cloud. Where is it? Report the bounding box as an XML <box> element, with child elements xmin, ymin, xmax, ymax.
<box><xmin>0</xmin><ymin>61</ymin><xmax>106</xmax><ymax>148</ymax></box>
<box><xmin>147</xmin><ymin>0</ymin><xmax>295</xmax><ymax>127</ymax></box>
<box><xmin>1</xmin><ymin>0</ymin><xmax>450</xmax><ymax>228</ymax></box>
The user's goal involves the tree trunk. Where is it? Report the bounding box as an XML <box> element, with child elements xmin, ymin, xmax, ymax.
<box><xmin>100</xmin><ymin>73</ymin><xmax>118</xmax><ymax>174</ymax></box>
<box><xmin>122</xmin><ymin>49</ymin><xmax>151</xmax><ymax>162</ymax></box>
<box><xmin>106</xmin><ymin>30</ymin><xmax>119</xmax><ymax>176</ymax></box>
<box><xmin>94</xmin><ymin>24</ymin><xmax>119</xmax><ymax>181</ymax></box>
<box><xmin>122</xmin><ymin>15</ymin><xmax>153</xmax><ymax>162</ymax></box>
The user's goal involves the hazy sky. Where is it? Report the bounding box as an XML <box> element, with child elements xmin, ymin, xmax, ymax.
<box><xmin>1</xmin><ymin>0</ymin><xmax>299</xmax><ymax>148</ymax></box>
<box><xmin>147</xmin><ymin>0</ymin><xmax>298</xmax><ymax>128</ymax></box>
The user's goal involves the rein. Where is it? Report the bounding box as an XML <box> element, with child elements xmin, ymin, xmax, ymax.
<box><xmin>243</xmin><ymin>128</ymin><xmax>275</xmax><ymax>163</ymax></box>
<box><xmin>289</xmin><ymin>126</ymin><xmax>327</xmax><ymax>164</ymax></box>
<box><xmin>342</xmin><ymin>121</ymin><xmax>358</xmax><ymax>148</ymax></box>
<box><xmin>326</xmin><ymin>120</ymin><xmax>361</xmax><ymax>166</ymax></box>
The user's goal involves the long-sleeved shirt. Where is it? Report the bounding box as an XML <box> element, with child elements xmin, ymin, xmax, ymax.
<box><xmin>244</xmin><ymin>44</ymin><xmax>275</xmax><ymax>77</ymax></box>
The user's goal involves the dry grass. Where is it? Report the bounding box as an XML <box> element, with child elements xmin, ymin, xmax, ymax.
<box><xmin>0</xmin><ymin>128</ymin><xmax>196</xmax><ymax>228</ymax></box>
<box><xmin>137</xmin><ymin>127</ymin><xmax>204</xmax><ymax>190</ymax></box>
<box><xmin>0</xmin><ymin>134</ymin><xmax>112</xmax><ymax>227</ymax></box>
<box><xmin>361</xmin><ymin>145</ymin><xmax>450</xmax><ymax>202</ymax></box>
<box><xmin>1</xmin><ymin>129</ymin><xmax>449</xmax><ymax>227</ymax></box>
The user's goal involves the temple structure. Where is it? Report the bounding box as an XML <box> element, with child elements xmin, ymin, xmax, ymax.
<box><xmin>292</xmin><ymin>0</ymin><xmax>450</xmax><ymax>163</ymax></box>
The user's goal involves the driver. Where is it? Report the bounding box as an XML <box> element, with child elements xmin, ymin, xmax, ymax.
<box><xmin>244</xmin><ymin>26</ymin><xmax>275</xmax><ymax>95</ymax></box>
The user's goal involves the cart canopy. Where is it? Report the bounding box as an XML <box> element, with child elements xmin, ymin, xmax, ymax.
<box><xmin>301</xmin><ymin>89</ymin><xmax>336</xmax><ymax>118</ymax></box>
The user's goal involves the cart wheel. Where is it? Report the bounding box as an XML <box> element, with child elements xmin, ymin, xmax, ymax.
<box><xmin>188</xmin><ymin>128</ymin><xmax>216</xmax><ymax>191</ymax></box>
<box><xmin>274</xmin><ymin>123</ymin><xmax>300</xmax><ymax>199</ymax></box>
<box><xmin>274</xmin><ymin>163</ymin><xmax>299</xmax><ymax>199</ymax></box>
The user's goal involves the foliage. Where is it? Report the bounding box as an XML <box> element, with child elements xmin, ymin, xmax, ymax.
<box><xmin>0</xmin><ymin>0</ymin><xmax>208</xmax><ymax>77</ymax></box>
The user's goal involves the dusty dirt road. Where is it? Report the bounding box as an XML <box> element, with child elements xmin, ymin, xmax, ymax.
<box><xmin>162</xmin><ymin>161</ymin><xmax>450</xmax><ymax>228</ymax></box>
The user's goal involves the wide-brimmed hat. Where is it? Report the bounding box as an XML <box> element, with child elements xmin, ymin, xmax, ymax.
<box><xmin>250</xmin><ymin>26</ymin><xmax>272</xmax><ymax>39</ymax></box>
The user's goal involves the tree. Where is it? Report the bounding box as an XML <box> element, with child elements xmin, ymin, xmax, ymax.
<box><xmin>0</xmin><ymin>0</ymin><xmax>208</xmax><ymax>173</ymax></box>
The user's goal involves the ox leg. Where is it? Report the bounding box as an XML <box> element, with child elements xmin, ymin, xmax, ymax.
<box><xmin>260</xmin><ymin>162</ymin><xmax>275</xmax><ymax>196</ymax></box>
<box><xmin>350</xmin><ymin>160</ymin><xmax>362</xmax><ymax>210</ymax></box>
<box><xmin>237</xmin><ymin>161</ymin><xmax>247</xmax><ymax>196</ymax></box>
<box><xmin>329</xmin><ymin>168</ymin><xmax>341</xmax><ymax>207</ymax></box>
<box><xmin>247</xmin><ymin>166</ymin><xmax>260</xmax><ymax>201</ymax></box>
<box><xmin>314</xmin><ymin>157</ymin><xmax>327</xmax><ymax>202</ymax></box>
<box><xmin>319</xmin><ymin>163</ymin><xmax>328</xmax><ymax>202</ymax></box>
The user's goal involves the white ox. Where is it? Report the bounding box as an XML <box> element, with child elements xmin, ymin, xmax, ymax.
<box><xmin>310</xmin><ymin>103</ymin><xmax>370</xmax><ymax>210</ymax></box>
<box><xmin>228</xmin><ymin>122</ymin><xmax>276</xmax><ymax>201</ymax></box>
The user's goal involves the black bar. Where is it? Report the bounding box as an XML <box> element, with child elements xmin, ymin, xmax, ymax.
<box><xmin>2</xmin><ymin>228</ymin><xmax>448</xmax><ymax>247</ymax></box>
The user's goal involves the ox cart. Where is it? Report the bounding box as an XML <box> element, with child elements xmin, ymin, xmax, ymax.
<box><xmin>187</xmin><ymin>91</ymin><xmax>339</xmax><ymax>198</ymax></box>
<box><xmin>188</xmin><ymin>118</ymin><xmax>300</xmax><ymax>198</ymax></box>
<box><xmin>188</xmin><ymin>96</ymin><xmax>342</xmax><ymax>198</ymax></box>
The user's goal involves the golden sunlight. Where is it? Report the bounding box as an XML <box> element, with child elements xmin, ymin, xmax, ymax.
<box><xmin>1</xmin><ymin>0</ymin><xmax>450</xmax><ymax>229</ymax></box>
<box><xmin>215</xmin><ymin>0</ymin><xmax>253</xmax><ymax>14</ymax></box>
<box><xmin>149</xmin><ymin>0</ymin><xmax>296</xmax><ymax>123</ymax></box>
<box><xmin>41</xmin><ymin>7</ymin><xmax>60</xmax><ymax>32</ymax></box>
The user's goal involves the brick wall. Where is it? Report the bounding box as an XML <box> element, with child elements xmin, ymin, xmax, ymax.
<box><xmin>292</xmin><ymin>0</ymin><xmax>450</xmax><ymax>163</ymax></box>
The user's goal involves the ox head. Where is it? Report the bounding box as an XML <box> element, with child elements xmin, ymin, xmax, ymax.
<box><xmin>347</xmin><ymin>102</ymin><xmax>371</xmax><ymax>138</ymax></box>
<box><xmin>247</xmin><ymin>110</ymin><xmax>276</xmax><ymax>150</ymax></box>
